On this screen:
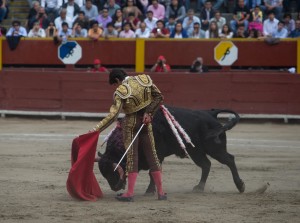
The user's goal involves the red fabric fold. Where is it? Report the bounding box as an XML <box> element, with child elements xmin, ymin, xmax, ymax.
<box><xmin>66</xmin><ymin>131</ymin><xmax>103</xmax><ymax>201</ymax></box>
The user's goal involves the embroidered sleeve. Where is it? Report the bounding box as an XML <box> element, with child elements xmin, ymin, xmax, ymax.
<box><xmin>145</xmin><ymin>83</ymin><xmax>164</xmax><ymax>115</ymax></box>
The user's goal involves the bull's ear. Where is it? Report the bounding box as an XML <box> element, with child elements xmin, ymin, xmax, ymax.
<box><xmin>97</xmin><ymin>151</ymin><xmax>104</xmax><ymax>158</ymax></box>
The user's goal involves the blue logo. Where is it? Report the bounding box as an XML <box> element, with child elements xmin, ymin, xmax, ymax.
<box><xmin>59</xmin><ymin>41</ymin><xmax>77</xmax><ymax>59</ymax></box>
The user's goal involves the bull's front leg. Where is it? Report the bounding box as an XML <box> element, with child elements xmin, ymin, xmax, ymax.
<box><xmin>144</xmin><ymin>171</ymin><xmax>156</xmax><ymax>195</ymax></box>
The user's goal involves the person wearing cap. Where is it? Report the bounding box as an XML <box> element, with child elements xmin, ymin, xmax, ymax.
<box><xmin>6</xmin><ymin>20</ymin><xmax>28</xmax><ymax>37</ymax></box>
<box><xmin>91</xmin><ymin>59</ymin><xmax>109</xmax><ymax>73</ymax></box>
<box><xmin>150</xmin><ymin>55</ymin><xmax>171</xmax><ymax>72</ymax></box>
<box><xmin>92</xmin><ymin>69</ymin><xmax>166</xmax><ymax>202</ymax></box>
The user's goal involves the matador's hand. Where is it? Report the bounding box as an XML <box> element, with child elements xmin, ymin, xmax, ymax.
<box><xmin>143</xmin><ymin>113</ymin><xmax>152</xmax><ymax>125</ymax></box>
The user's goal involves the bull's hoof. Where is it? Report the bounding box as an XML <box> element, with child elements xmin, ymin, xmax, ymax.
<box><xmin>193</xmin><ymin>184</ymin><xmax>205</xmax><ymax>192</ymax></box>
<box><xmin>237</xmin><ymin>180</ymin><xmax>245</xmax><ymax>193</ymax></box>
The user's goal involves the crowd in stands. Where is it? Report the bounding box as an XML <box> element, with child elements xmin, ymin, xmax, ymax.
<box><xmin>2</xmin><ymin>0</ymin><xmax>300</xmax><ymax>39</ymax></box>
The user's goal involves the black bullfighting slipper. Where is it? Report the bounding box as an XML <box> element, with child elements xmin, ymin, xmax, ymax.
<box><xmin>158</xmin><ymin>193</ymin><xmax>167</xmax><ymax>201</ymax></box>
<box><xmin>115</xmin><ymin>195</ymin><xmax>134</xmax><ymax>202</ymax></box>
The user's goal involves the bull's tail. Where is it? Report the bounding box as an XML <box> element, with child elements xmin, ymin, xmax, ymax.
<box><xmin>206</xmin><ymin>109</ymin><xmax>240</xmax><ymax>143</ymax></box>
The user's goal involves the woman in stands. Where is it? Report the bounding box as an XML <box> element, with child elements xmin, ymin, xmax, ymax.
<box><xmin>205</xmin><ymin>21</ymin><xmax>219</xmax><ymax>39</ymax></box>
<box><xmin>219</xmin><ymin>24</ymin><xmax>233</xmax><ymax>39</ymax></box>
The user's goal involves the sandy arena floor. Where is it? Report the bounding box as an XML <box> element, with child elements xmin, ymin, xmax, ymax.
<box><xmin>0</xmin><ymin>118</ymin><xmax>299</xmax><ymax>223</ymax></box>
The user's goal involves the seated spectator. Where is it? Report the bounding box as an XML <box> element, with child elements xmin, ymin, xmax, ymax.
<box><xmin>6</xmin><ymin>20</ymin><xmax>28</xmax><ymax>37</ymax></box>
<box><xmin>81</xmin><ymin>0</ymin><xmax>98</xmax><ymax>21</ymax></box>
<box><xmin>125</xmin><ymin>12</ymin><xmax>141</xmax><ymax>31</ymax></box>
<box><xmin>72</xmin><ymin>23</ymin><xmax>88</xmax><ymax>37</ymax></box>
<box><xmin>283</xmin><ymin>13</ymin><xmax>295</xmax><ymax>36</ymax></box>
<box><xmin>144</xmin><ymin>10</ymin><xmax>158</xmax><ymax>31</ymax></box>
<box><xmin>233</xmin><ymin>24</ymin><xmax>248</xmax><ymax>38</ymax></box>
<box><xmin>150</xmin><ymin>55</ymin><xmax>171</xmax><ymax>72</ymax></box>
<box><xmin>74</xmin><ymin>0</ymin><xmax>85</xmax><ymax>8</ymax></box>
<box><xmin>165</xmin><ymin>15</ymin><xmax>176</xmax><ymax>33</ymax></box>
<box><xmin>188</xmin><ymin>22</ymin><xmax>205</xmax><ymax>38</ymax></box>
<box><xmin>219</xmin><ymin>24</ymin><xmax>233</xmax><ymax>38</ymax></box>
<box><xmin>288</xmin><ymin>19</ymin><xmax>300</xmax><ymax>38</ymax></box>
<box><xmin>97</xmin><ymin>7</ymin><xmax>113</xmax><ymax>29</ymax></box>
<box><xmin>0</xmin><ymin>0</ymin><xmax>8</xmax><ymax>24</ymax></box>
<box><xmin>122</xmin><ymin>0</ymin><xmax>142</xmax><ymax>19</ymax></box>
<box><xmin>230</xmin><ymin>0</ymin><xmax>250</xmax><ymax>34</ymax></box>
<box><xmin>28</xmin><ymin>22</ymin><xmax>46</xmax><ymax>37</ymax></box>
<box><xmin>261</xmin><ymin>0</ymin><xmax>282</xmax><ymax>20</ymax></box>
<box><xmin>112</xmin><ymin>9</ymin><xmax>124</xmax><ymax>33</ymax></box>
<box><xmin>32</xmin><ymin>7</ymin><xmax>50</xmax><ymax>30</ymax></box>
<box><xmin>137</xmin><ymin>0</ymin><xmax>148</xmax><ymax>14</ymax></box>
<box><xmin>200</xmin><ymin>0</ymin><xmax>215</xmax><ymax>31</ymax></box>
<box><xmin>45</xmin><ymin>21</ymin><xmax>57</xmax><ymax>37</ymax></box>
<box><xmin>272</xmin><ymin>20</ymin><xmax>287</xmax><ymax>38</ymax></box>
<box><xmin>61</xmin><ymin>0</ymin><xmax>81</xmax><ymax>23</ymax></box>
<box><xmin>56</xmin><ymin>22</ymin><xmax>72</xmax><ymax>42</ymax></box>
<box><xmin>190</xmin><ymin>57</ymin><xmax>208</xmax><ymax>73</ymax></box>
<box><xmin>150</xmin><ymin>20</ymin><xmax>170</xmax><ymax>38</ymax></box>
<box><xmin>135</xmin><ymin>21</ymin><xmax>151</xmax><ymax>38</ymax></box>
<box><xmin>104</xmin><ymin>0</ymin><xmax>121</xmax><ymax>17</ymax></box>
<box><xmin>41</xmin><ymin>0</ymin><xmax>59</xmax><ymax>21</ymax></box>
<box><xmin>248</xmin><ymin>5</ymin><xmax>263</xmax><ymax>33</ymax></box>
<box><xmin>91</xmin><ymin>59</ymin><xmax>109</xmax><ymax>72</ymax></box>
<box><xmin>88</xmin><ymin>20</ymin><xmax>103</xmax><ymax>40</ymax></box>
<box><xmin>26</xmin><ymin>1</ymin><xmax>40</xmax><ymax>30</ymax></box>
<box><xmin>170</xmin><ymin>22</ymin><xmax>188</xmax><ymax>38</ymax></box>
<box><xmin>205</xmin><ymin>21</ymin><xmax>219</xmax><ymax>38</ymax></box>
<box><xmin>198</xmin><ymin>0</ymin><xmax>224</xmax><ymax>11</ymax></box>
<box><xmin>165</xmin><ymin>0</ymin><xmax>186</xmax><ymax>23</ymax></box>
<box><xmin>119</xmin><ymin>22</ymin><xmax>136</xmax><ymax>38</ymax></box>
<box><xmin>248</xmin><ymin>28</ymin><xmax>263</xmax><ymax>39</ymax></box>
<box><xmin>73</xmin><ymin>11</ymin><xmax>90</xmax><ymax>30</ymax></box>
<box><xmin>209</xmin><ymin>10</ymin><xmax>226</xmax><ymax>33</ymax></box>
<box><xmin>147</xmin><ymin>0</ymin><xmax>165</xmax><ymax>20</ymax></box>
<box><xmin>102</xmin><ymin>22</ymin><xmax>118</xmax><ymax>38</ymax></box>
<box><xmin>263</xmin><ymin>11</ymin><xmax>279</xmax><ymax>37</ymax></box>
<box><xmin>183</xmin><ymin>9</ymin><xmax>201</xmax><ymax>36</ymax></box>
<box><xmin>54</xmin><ymin>8</ymin><xmax>73</xmax><ymax>32</ymax></box>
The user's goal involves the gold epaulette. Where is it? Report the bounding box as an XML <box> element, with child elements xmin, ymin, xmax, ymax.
<box><xmin>115</xmin><ymin>83</ymin><xmax>132</xmax><ymax>99</ymax></box>
<box><xmin>135</xmin><ymin>74</ymin><xmax>153</xmax><ymax>87</ymax></box>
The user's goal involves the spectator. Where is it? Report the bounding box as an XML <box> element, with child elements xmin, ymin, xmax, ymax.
<box><xmin>81</xmin><ymin>0</ymin><xmax>99</xmax><ymax>21</ymax></box>
<box><xmin>263</xmin><ymin>11</ymin><xmax>279</xmax><ymax>37</ymax></box>
<box><xmin>112</xmin><ymin>9</ymin><xmax>124</xmax><ymax>33</ymax></box>
<box><xmin>122</xmin><ymin>0</ymin><xmax>142</xmax><ymax>19</ymax></box>
<box><xmin>119</xmin><ymin>22</ymin><xmax>136</xmax><ymax>38</ymax></box>
<box><xmin>261</xmin><ymin>0</ymin><xmax>283</xmax><ymax>20</ymax></box>
<box><xmin>147</xmin><ymin>0</ymin><xmax>165</xmax><ymax>20</ymax></box>
<box><xmin>137</xmin><ymin>0</ymin><xmax>149</xmax><ymax>14</ymax></box>
<box><xmin>41</xmin><ymin>0</ymin><xmax>59</xmax><ymax>20</ymax></box>
<box><xmin>91</xmin><ymin>59</ymin><xmax>109</xmax><ymax>72</ymax></box>
<box><xmin>103</xmin><ymin>22</ymin><xmax>118</xmax><ymax>38</ymax></box>
<box><xmin>170</xmin><ymin>22</ymin><xmax>188</xmax><ymax>38</ymax></box>
<box><xmin>249</xmin><ymin>0</ymin><xmax>263</xmax><ymax>10</ymax></box>
<box><xmin>135</xmin><ymin>21</ymin><xmax>151</xmax><ymax>38</ymax></box>
<box><xmin>74</xmin><ymin>0</ymin><xmax>85</xmax><ymax>8</ymax></box>
<box><xmin>288</xmin><ymin>19</ymin><xmax>300</xmax><ymax>38</ymax></box>
<box><xmin>248</xmin><ymin>5</ymin><xmax>263</xmax><ymax>33</ymax></box>
<box><xmin>26</xmin><ymin>1</ymin><xmax>40</xmax><ymax>30</ymax></box>
<box><xmin>165</xmin><ymin>15</ymin><xmax>176</xmax><ymax>33</ymax></box>
<box><xmin>28</xmin><ymin>21</ymin><xmax>46</xmax><ymax>37</ymax></box>
<box><xmin>233</xmin><ymin>24</ymin><xmax>248</xmax><ymax>38</ymax></box>
<box><xmin>165</xmin><ymin>0</ymin><xmax>186</xmax><ymax>23</ymax></box>
<box><xmin>190</xmin><ymin>57</ymin><xmax>208</xmax><ymax>73</ymax></box>
<box><xmin>56</xmin><ymin>21</ymin><xmax>72</xmax><ymax>42</ymax></box>
<box><xmin>125</xmin><ymin>12</ymin><xmax>141</xmax><ymax>31</ymax></box>
<box><xmin>54</xmin><ymin>8</ymin><xmax>73</xmax><ymax>32</ymax></box>
<box><xmin>45</xmin><ymin>21</ymin><xmax>57</xmax><ymax>37</ymax></box>
<box><xmin>0</xmin><ymin>0</ymin><xmax>7</xmax><ymax>24</ymax></box>
<box><xmin>188</xmin><ymin>22</ymin><xmax>205</xmax><ymax>38</ymax></box>
<box><xmin>72</xmin><ymin>11</ymin><xmax>90</xmax><ymax>30</ymax></box>
<box><xmin>199</xmin><ymin>0</ymin><xmax>224</xmax><ymax>11</ymax></box>
<box><xmin>104</xmin><ymin>0</ymin><xmax>121</xmax><ymax>17</ymax></box>
<box><xmin>200</xmin><ymin>0</ymin><xmax>215</xmax><ymax>31</ymax></box>
<box><xmin>72</xmin><ymin>22</ymin><xmax>88</xmax><ymax>37</ymax></box>
<box><xmin>32</xmin><ymin>7</ymin><xmax>51</xmax><ymax>30</ymax></box>
<box><xmin>61</xmin><ymin>0</ymin><xmax>81</xmax><ymax>23</ymax></box>
<box><xmin>248</xmin><ymin>28</ymin><xmax>263</xmax><ymax>38</ymax></box>
<box><xmin>205</xmin><ymin>20</ymin><xmax>219</xmax><ymax>38</ymax></box>
<box><xmin>150</xmin><ymin>55</ymin><xmax>171</xmax><ymax>72</ymax></box>
<box><xmin>182</xmin><ymin>9</ymin><xmax>201</xmax><ymax>36</ymax></box>
<box><xmin>230</xmin><ymin>0</ymin><xmax>250</xmax><ymax>34</ymax></box>
<box><xmin>150</xmin><ymin>20</ymin><xmax>170</xmax><ymax>38</ymax></box>
<box><xmin>88</xmin><ymin>20</ymin><xmax>103</xmax><ymax>39</ymax></box>
<box><xmin>144</xmin><ymin>10</ymin><xmax>158</xmax><ymax>31</ymax></box>
<box><xmin>283</xmin><ymin>13</ymin><xmax>295</xmax><ymax>35</ymax></box>
<box><xmin>209</xmin><ymin>10</ymin><xmax>226</xmax><ymax>33</ymax></box>
<box><xmin>6</xmin><ymin>20</ymin><xmax>28</xmax><ymax>37</ymax></box>
<box><xmin>97</xmin><ymin>7</ymin><xmax>113</xmax><ymax>29</ymax></box>
<box><xmin>272</xmin><ymin>20</ymin><xmax>287</xmax><ymax>38</ymax></box>
<box><xmin>219</xmin><ymin>24</ymin><xmax>233</xmax><ymax>38</ymax></box>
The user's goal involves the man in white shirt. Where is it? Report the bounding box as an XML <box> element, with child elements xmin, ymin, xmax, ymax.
<box><xmin>6</xmin><ymin>20</ymin><xmax>28</xmax><ymax>37</ymax></box>
<box><xmin>263</xmin><ymin>11</ymin><xmax>279</xmax><ymax>37</ymax></box>
<box><xmin>182</xmin><ymin>9</ymin><xmax>200</xmax><ymax>36</ymax></box>
<box><xmin>272</xmin><ymin>20</ymin><xmax>288</xmax><ymax>38</ymax></box>
<box><xmin>54</xmin><ymin>8</ymin><xmax>73</xmax><ymax>32</ymax></box>
<box><xmin>144</xmin><ymin>11</ymin><xmax>158</xmax><ymax>31</ymax></box>
<box><xmin>135</xmin><ymin>21</ymin><xmax>151</xmax><ymax>38</ymax></box>
<box><xmin>41</xmin><ymin>0</ymin><xmax>59</xmax><ymax>18</ymax></box>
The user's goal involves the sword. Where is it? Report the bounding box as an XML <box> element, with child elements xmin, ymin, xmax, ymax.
<box><xmin>114</xmin><ymin>123</ymin><xmax>145</xmax><ymax>172</ymax></box>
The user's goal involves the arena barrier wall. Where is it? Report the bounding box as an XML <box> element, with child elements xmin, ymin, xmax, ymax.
<box><xmin>0</xmin><ymin>70</ymin><xmax>300</xmax><ymax>116</ymax></box>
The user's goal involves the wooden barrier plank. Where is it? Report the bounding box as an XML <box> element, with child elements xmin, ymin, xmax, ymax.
<box><xmin>3</xmin><ymin>99</ymin><xmax>61</xmax><ymax>110</ymax></box>
<box><xmin>231</xmin><ymin>102</ymin><xmax>288</xmax><ymax>114</ymax></box>
<box><xmin>8</xmin><ymin>89</ymin><xmax>61</xmax><ymax>99</ymax></box>
<box><xmin>62</xmin><ymin>99</ymin><xmax>112</xmax><ymax>112</ymax></box>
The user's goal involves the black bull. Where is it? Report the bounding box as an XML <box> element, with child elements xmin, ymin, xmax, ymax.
<box><xmin>97</xmin><ymin>106</ymin><xmax>245</xmax><ymax>194</ymax></box>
